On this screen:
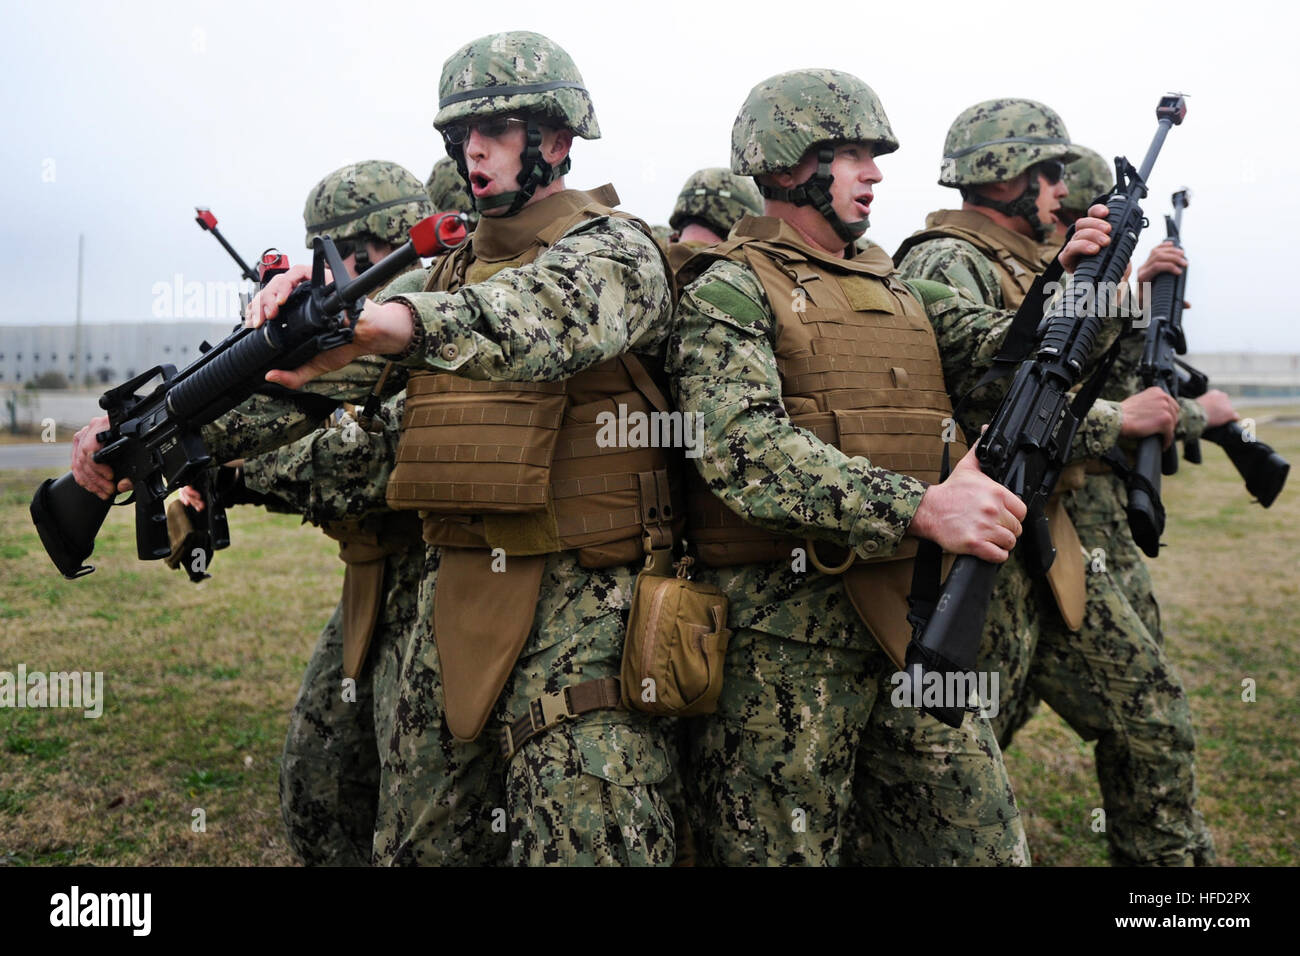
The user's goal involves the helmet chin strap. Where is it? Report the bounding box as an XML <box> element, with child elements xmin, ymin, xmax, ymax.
<box><xmin>446</xmin><ymin>122</ymin><xmax>571</xmax><ymax>218</ymax></box>
<box><xmin>758</xmin><ymin>147</ymin><xmax>868</xmax><ymax>245</ymax></box>
<box><xmin>964</xmin><ymin>174</ymin><xmax>1052</xmax><ymax>242</ymax></box>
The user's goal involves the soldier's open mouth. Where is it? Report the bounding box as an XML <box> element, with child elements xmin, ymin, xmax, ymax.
<box><xmin>470</xmin><ymin>172</ymin><xmax>492</xmax><ymax>193</ymax></box>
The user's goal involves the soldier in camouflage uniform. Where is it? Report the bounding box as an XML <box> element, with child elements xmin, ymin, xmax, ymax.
<box><xmin>669</xmin><ymin>167</ymin><xmax>763</xmax><ymax>243</ymax></box>
<box><xmin>664</xmin><ymin>167</ymin><xmax>762</xmax><ymax>276</ymax></box>
<box><xmin>667</xmin><ymin>70</ymin><xmax>1117</xmax><ymax>866</ymax></box>
<box><xmin>206</xmin><ymin>161</ymin><xmax>433</xmax><ymax>866</ymax></box>
<box><xmin>895</xmin><ymin>106</ymin><xmax>1229</xmax><ymax>864</ymax></box>
<box><xmin>245</xmin><ymin>32</ymin><xmax>681</xmax><ymax>866</ymax></box>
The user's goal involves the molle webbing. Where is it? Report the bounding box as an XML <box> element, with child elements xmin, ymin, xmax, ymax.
<box><xmin>686</xmin><ymin>225</ymin><xmax>965</xmax><ymax>567</ymax></box>
<box><xmin>386</xmin><ymin>376</ymin><xmax>566</xmax><ymax>513</ymax></box>
<box><xmin>384</xmin><ymin>187</ymin><xmax>680</xmax><ymax>568</ymax></box>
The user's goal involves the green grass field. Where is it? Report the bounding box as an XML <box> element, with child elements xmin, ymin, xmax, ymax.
<box><xmin>1</xmin><ymin>411</ymin><xmax>1297</xmax><ymax>866</ymax></box>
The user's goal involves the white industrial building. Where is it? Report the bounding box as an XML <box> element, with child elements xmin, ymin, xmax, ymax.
<box><xmin>0</xmin><ymin>322</ymin><xmax>236</xmax><ymax>387</ymax></box>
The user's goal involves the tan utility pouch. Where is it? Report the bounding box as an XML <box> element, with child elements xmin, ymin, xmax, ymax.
<box><xmin>387</xmin><ymin>375</ymin><xmax>567</xmax><ymax>514</ymax></box>
<box><xmin>621</xmin><ymin>555</ymin><xmax>731</xmax><ymax>717</ymax></box>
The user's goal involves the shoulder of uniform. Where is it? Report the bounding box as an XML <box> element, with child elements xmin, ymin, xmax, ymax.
<box><xmin>897</xmin><ymin>235</ymin><xmax>989</xmax><ymax>274</ymax></box>
<box><xmin>377</xmin><ymin>265</ymin><xmax>433</xmax><ymax>300</ymax></box>
<box><xmin>900</xmin><ymin>277</ymin><xmax>975</xmax><ymax>310</ymax></box>
<box><xmin>682</xmin><ymin>258</ymin><xmax>769</xmax><ymax>325</ymax></box>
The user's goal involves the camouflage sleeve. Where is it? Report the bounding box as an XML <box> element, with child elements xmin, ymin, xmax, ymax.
<box><xmin>896</xmin><ymin>237</ymin><xmax>1005</xmax><ymax>310</ymax></box>
<box><xmin>668</xmin><ymin>259</ymin><xmax>927</xmax><ymax>559</ymax></box>
<box><xmin>375</xmin><ymin>265</ymin><xmax>431</xmax><ymax>300</ymax></box>
<box><xmin>199</xmin><ymin>355</ymin><xmax>405</xmax><ymax>463</ymax></box>
<box><xmin>197</xmin><ymin>266</ymin><xmax>430</xmax><ymax>463</ymax></box>
<box><xmin>386</xmin><ymin>217</ymin><xmax>673</xmax><ymax>382</ymax></box>
<box><xmin>1177</xmin><ymin>396</ymin><xmax>1207</xmax><ymax>441</ymax></box>
<box><xmin>904</xmin><ymin>279</ymin><xmax>1013</xmax><ymax>408</ymax></box>
<box><xmin>240</xmin><ymin>396</ymin><xmax>403</xmax><ymax>524</ymax></box>
<box><xmin>1071</xmin><ymin>399</ymin><xmax>1124</xmax><ymax>459</ymax></box>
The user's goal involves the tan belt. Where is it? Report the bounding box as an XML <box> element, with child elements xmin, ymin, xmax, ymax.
<box><xmin>1083</xmin><ymin>457</ymin><xmax>1113</xmax><ymax>475</ymax></box>
<box><xmin>500</xmin><ymin>677</ymin><xmax>623</xmax><ymax>760</ymax></box>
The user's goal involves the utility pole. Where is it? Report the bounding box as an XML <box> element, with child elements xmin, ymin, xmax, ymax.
<box><xmin>74</xmin><ymin>233</ymin><xmax>85</xmax><ymax>388</ymax></box>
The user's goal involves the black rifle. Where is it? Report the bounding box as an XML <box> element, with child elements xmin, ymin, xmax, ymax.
<box><xmin>167</xmin><ymin>248</ymin><xmax>295</xmax><ymax>582</ymax></box>
<box><xmin>1125</xmin><ymin>192</ymin><xmax>1288</xmax><ymax>555</ymax></box>
<box><xmin>31</xmin><ymin>214</ymin><xmax>456</xmax><ymax>579</ymax></box>
<box><xmin>900</xmin><ymin>95</ymin><xmax>1187</xmax><ymax>727</ymax></box>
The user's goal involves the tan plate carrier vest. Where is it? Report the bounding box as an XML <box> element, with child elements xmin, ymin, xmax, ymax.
<box><xmin>895</xmin><ymin>209</ymin><xmax>1086</xmax><ymax>630</ymax></box>
<box><xmin>384</xmin><ymin>185</ymin><xmax>681</xmax><ymax>742</ymax></box>
<box><xmin>683</xmin><ymin>215</ymin><xmax>969</xmax><ymax>669</ymax></box>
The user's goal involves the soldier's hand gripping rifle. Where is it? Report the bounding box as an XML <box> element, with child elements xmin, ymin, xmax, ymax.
<box><xmin>165</xmin><ymin>248</ymin><xmax>293</xmax><ymax>582</ymax></box>
<box><xmin>899</xmin><ymin>95</ymin><xmax>1187</xmax><ymax>728</ymax></box>
<box><xmin>30</xmin><ymin>213</ymin><xmax>468</xmax><ymax>579</ymax></box>
<box><xmin>1124</xmin><ymin>192</ymin><xmax>1288</xmax><ymax>556</ymax></box>
<box><xmin>1176</xmin><ymin>366</ymin><xmax>1289</xmax><ymax>506</ymax></box>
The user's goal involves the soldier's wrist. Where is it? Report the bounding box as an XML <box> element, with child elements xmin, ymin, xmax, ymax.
<box><xmin>381</xmin><ymin>297</ymin><xmax>425</xmax><ymax>363</ymax></box>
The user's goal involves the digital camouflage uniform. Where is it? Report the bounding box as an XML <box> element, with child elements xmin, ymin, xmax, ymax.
<box><xmin>357</xmin><ymin>32</ymin><xmax>680</xmax><ymax>867</ymax></box>
<box><xmin>202</xmin><ymin>160</ymin><xmax>431</xmax><ymax>866</ymax></box>
<box><xmin>896</xmin><ymin>117</ymin><xmax>1215</xmax><ymax>865</ymax></box>
<box><xmin>242</xmin><ymin>399</ymin><xmax>420</xmax><ymax>867</ymax></box>
<box><xmin>669</xmin><ymin>70</ymin><xmax>1037</xmax><ymax>867</ymax></box>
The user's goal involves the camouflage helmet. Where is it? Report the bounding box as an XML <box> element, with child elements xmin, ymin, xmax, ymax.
<box><xmin>303</xmin><ymin>160</ymin><xmax>432</xmax><ymax>249</ymax></box>
<box><xmin>1061</xmin><ymin>145</ymin><xmax>1114</xmax><ymax>214</ymax></box>
<box><xmin>731</xmin><ymin>69</ymin><xmax>898</xmax><ymax>176</ymax></box>
<box><xmin>425</xmin><ymin>156</ymin><xmax>476</xmax><ymax>220</ymax></box>
<box><xmin>433</xmin><ymin>31</ymin><xmax>599</xmax><ymax>139</ymax></box>
<box><xmin>939</xmin><ymin>98</ymin><xmax>1078</xmax><ymax>187</ymax></box>
<box><xmin>731</xmin><ymin>69</ymin><xmax>896</xmax><ymax>244</ymax></box>
<box><xmin>669</xmin><ymin>167</ymin><xmax>763</xmax><ymax>238</ymax></box>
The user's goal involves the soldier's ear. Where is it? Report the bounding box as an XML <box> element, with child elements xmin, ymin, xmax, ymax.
<box><xmin>761</xmin><ymin>171</ymin><xmax>792</xmax><ymax>190</ymax></box>
<box><xmin>543</xmin><ymin>127</ymin><xmax>574</xmax><ymax>167</ymax></box>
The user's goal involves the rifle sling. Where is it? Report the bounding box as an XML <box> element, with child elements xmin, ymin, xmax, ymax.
<box><xmin>905</xmin><ymin>303</ymin><xmax>1123</xmax><ymax>644</ymax></box>
<box><xmin>906</xmin><ymin>442</ymin><xmax>950</xmax><ymax>642</ymax></box>
<box><xmin>958</xmin><ymin>232</ymin><xmax>1072</xmax><ymax>410</ymax></box>
<box><xmin>251</xmin><ymin>382</ymin><xmax>343</xmax><ymax>423</ymax></box>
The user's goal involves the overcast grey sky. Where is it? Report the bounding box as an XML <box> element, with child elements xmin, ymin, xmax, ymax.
<box><xmin>3</xmin><ymin>0</ymin><xmax>1298</xmax><ymax>350</ymax></box>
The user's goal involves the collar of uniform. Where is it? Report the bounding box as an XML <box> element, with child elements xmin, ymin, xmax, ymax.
<box><xmin>925</xmin><ymin>209</ymin><xmax>1053</xmax><ymax>269</ymax></box>
<box><xmin>471</xmin><ymin>184</ymin><xmax>621</xmax><ymax>262</ymax></box>
<box><xmin>731</xmin><ymin>215</ymin><xmax>895</xmax><ymax>277</ymax></box>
